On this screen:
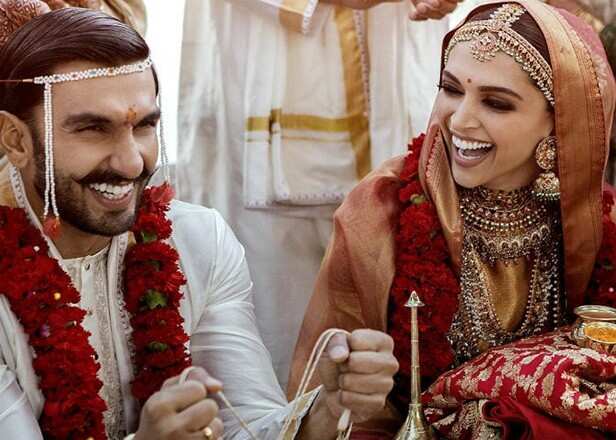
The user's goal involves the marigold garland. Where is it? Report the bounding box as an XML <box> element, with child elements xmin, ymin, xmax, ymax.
<box><xmin>387</xmin><ymin>134</ymin><xmax>616</xmax><ymax>410</ymax></box>
<box><xmin>0</xmin><ymin>182</ymin><xmax>190</xmax><ymax>439</ymax></box>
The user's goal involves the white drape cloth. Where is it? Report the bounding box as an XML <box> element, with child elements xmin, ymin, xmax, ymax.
<box><xmin>0</xmin><ymin>163</ymin><xmax>314</xmax><ymax>440</ymax></box>
<box><xmin>177</xmin><ymin>0</ymin><xmax>449</xmax><ymax>389</ymax></box>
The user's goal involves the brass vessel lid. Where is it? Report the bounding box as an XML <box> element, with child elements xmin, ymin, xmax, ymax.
<box><xmin>574</xmin><ymin>305</ymin><xmax>616</xmax><ymax>322</ymax></box>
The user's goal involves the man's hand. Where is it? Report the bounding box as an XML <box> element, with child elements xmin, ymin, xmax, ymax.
<box><xmin>320</xmin><ymin>0</ymin><xmax>402</xmax><ymax>10</ymax></box>
<box><xmin>134</xmin><ymin>367</ymin><xmax>225</xmax><ymax>440</ymax></box>
<box><xmin>318</xmin><ymin>329</ymin><xmax>399</xmax><ymax>423</ymax></box>
<box><xmin>409</xmin><ymin>0</ymin><xmax>462</xmax><ymax>20</ymax></box>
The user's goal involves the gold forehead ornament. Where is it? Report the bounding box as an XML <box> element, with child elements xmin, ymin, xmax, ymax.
<box><xmin>444</xmin><ymin>3</ymin><xmax>554</xmax><ymax>106</ymax></box>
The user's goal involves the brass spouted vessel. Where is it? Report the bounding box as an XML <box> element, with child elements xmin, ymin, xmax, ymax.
<box><xmin>394</xmin><ymin>291</ymin><xmax>435</xmax><ymax>440</ymax></box>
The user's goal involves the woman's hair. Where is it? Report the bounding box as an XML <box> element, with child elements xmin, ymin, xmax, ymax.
<box><xmin>0</xmin><ymin>7</ymin><xmax>153</xmax><ymax>122</ymax></box>
<box><xmin>467</xmin><ymin>4</ymin><xmax>551</xmax><ymax>67</ymax></box>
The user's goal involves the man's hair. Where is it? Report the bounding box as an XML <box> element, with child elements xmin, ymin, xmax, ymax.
<box><xmin>0</xmin><ymin>7</ymin><xmax>153</xmax><ymax>122</ymax></box>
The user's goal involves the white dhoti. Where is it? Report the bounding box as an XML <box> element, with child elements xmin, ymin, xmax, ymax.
<box><xmin>178</xmin><ymin>0</ymin><xmax>449</xmax><ymax>388</ymax></box>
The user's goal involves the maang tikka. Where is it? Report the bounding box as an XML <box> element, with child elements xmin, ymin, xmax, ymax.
<box><xmin>532</xmin><ymin>135</ymin><xmax>560</xmax><ymax>202</ymax></box>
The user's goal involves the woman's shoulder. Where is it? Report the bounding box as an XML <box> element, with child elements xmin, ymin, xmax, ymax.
<box><xmin>336</xmin><ymin>154</ymin><xmax>407</xmax><ymax>221</ymax></box>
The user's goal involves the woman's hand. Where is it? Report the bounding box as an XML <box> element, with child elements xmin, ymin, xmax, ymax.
<box><xmin>318</xmin><ymin>329</ymin><xmax>399</xmax><ymax>424</ymax></box>
<box><xmin>134</xmin><ymin>367</ymin><xmax>225</xmax><ymax>440</ymax></box>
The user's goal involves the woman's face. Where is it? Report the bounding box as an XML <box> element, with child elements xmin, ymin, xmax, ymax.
<box><xmin>434</xmin><ymin>41</ymin><xmax>554</xmax><ymax>191</ymax></box>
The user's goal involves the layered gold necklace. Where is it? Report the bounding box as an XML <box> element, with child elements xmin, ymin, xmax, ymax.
<box><xmin>449</xmin><ymin>185</ymin><xmax>565</xmax><ymax>363</ymax></box>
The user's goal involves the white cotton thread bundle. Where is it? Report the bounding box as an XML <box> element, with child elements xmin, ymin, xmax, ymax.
<box><xmin>178</xmin><ymin>328</ymin><xmax>354</xmax><ymax>440</ymax></box>
<box><xmin>280</xmin><ymin>328</ymin><xmax>353</xmax><ymax>440</ymax></box>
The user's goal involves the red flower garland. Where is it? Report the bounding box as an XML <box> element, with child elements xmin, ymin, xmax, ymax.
<box><xmin>0</xmin><ymin>182</ymin><xmax>190</xmax><ymax>439</ymax></box>
<box><xmin>387</xmin><ymin>134</ymin><xmax>460</xmax><ymax>407</ymax></box>
<box><xmin>125</xmin><ymin>183</ymin><xmax>191</xmax><ymax>402</ymax></box>
<box><xmin>387</xmin><ymin>134</ymin><xmax>616</xmax><ymax>408</ymax></box>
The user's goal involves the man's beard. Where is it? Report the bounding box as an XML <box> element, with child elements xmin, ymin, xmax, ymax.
<box><xmin>32</xmin><ymin>138</ymin><xmax>152</xmax><ymax>237</ymax></box>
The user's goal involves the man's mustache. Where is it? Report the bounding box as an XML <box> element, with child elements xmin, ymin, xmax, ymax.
<box><xmin>77</xmin><ymin>168</ymin><xmax>154</xmax><ymax>186</ymax></box>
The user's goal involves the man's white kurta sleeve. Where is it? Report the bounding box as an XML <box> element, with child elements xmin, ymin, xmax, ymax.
<box><xmin>187</xmin><ymin>210</ymin><xmax>318</xmax><ymax>439</ymax></box>
<box><xmin>222</xmin><ymin>0</ymin><xmax>330</xmax><ymax>34</ymax></box>
<box><xmin>0</xmin><ymin>366</ymin><xmax>43</xmax><ymax>439</ymax></box>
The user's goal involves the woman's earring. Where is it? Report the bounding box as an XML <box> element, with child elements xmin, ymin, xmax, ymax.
<box><xmin>532</xmin><ymin>136</ymin><xmax>560</xmax><ymax>202</ymax></box>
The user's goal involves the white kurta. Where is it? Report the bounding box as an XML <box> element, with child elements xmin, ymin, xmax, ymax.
<box><xmin>177</xmin><ymin>0</ymin><xmax>449</xmax><ymax>389</ymax></box>
<box><xmin>0</xmin><ymin>164</ymin><xmax>314</xmax><ymax>440</ymax></box>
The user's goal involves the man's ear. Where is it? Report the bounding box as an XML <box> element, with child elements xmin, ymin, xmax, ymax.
<box><xmin>0</xmin><ymin>111</ymin><xmax>35</xmax><ymax>169</ymax></box>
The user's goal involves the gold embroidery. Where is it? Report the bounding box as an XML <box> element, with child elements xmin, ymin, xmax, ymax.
<box><xmin>280</xmin><ymin>0</ymin><xmax>311</xmax><ymax>33</ymax></box>
<box><xmin>334</xmin><ymin>7</ymin><xmax>371</xmax><ymax>179</ymax></box>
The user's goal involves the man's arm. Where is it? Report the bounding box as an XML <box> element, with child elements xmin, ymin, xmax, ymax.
<box><xmin>0</xmin><ymin>366</ymin><xmax>44</xmax><ymax>439</ymax></box>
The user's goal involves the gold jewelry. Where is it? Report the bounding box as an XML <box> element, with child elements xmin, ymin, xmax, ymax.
<box><xmin>532</xmin><ymin>136</ymin><xmax>560</xmax><ymax>202</ymax></box>
<box><xmin>444</xmin><ymin>4</ymin><xmax>554</xmax><ymax>106</ymax></box>
<box><xmin>450</xmin><ymin>186</ymin><xmax>564</xmax><ymax>362</ymax></box>
<box><xmin>459</xmin><ymin>186</ymin><xmax>553</xmax><ymax>264</ymax></box>
<box><xmin>202</xmin><ymin>426</ymin><xmax>214</xmax><ymax>440</ymax></box>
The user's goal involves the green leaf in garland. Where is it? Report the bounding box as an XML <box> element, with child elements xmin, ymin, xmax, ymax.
<box><xmin>147</xmin><ymin>341</ymin><xmax>169</xmax><ymax>352</ymax></box>
<box><xmin>142</xmin><ymin>289</ymin><xmax>168</xmax><ymax>309</ymax></box>
<box><xmin>410</xmin><ymin>194</ymin><xmax>426</xmax><ymax>205</ymax></box>
<box><xmin>148</xmin><ymin>260</ymin><xmax>162</xmax><ymax>271</ymax></box>
<box><xmin>140</xmin><ymin>230</ymin><xmax>157</xmax><ymax>243</ymax></box>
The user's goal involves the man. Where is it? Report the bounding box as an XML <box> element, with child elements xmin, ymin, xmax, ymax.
<box><xmin>0</xmin><ymin>3</ymin><xmax>399</xmax><ymax>439</ymax></box>
<box><xmin>178</xmin><ymin>0</ymin><xmax>462</xmax><ymax>390</ymax></box>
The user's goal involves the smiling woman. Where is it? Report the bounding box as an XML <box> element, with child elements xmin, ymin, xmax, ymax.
<box><xmin>435</xmin><ymin>5</ymin><xmax>554</xmax><ymax>192</ymax></box>
<box><xmin>290</xmin><ymin>1</ymin><xmax>616</xmax><ymax>438</ymax></box>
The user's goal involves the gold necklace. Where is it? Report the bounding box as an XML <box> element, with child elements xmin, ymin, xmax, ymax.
<box><xmin>459</xmin><ymin>186</ymin><xmax>554</xmax><ymax>264</ymax></box>
<box><xmin>449</xmin><ymin>186</ymin><xmax>564</xmax><ymax>362</ymax></box>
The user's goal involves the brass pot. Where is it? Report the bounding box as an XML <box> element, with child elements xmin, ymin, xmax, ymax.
<box><xmin>571</xmin><ymin>305</ymin><xmax>616</xmax><ymax>354</ymax></box>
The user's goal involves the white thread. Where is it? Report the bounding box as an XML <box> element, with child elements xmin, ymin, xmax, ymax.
<box><xmin>178</xmin><ymin>366</ymin><xmax>258</xmax><ymax>440</ymax></box>
<box><xmin>281</xmin><ymin>328</ymin><xmax>353</xmax><ymax>440</ymax></box>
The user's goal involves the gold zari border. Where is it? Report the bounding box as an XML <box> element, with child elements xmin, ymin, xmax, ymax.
<box><xmin>280</xmin><ymin>0</ymin><xmax>310</xmax><ymax>33</ymax></box>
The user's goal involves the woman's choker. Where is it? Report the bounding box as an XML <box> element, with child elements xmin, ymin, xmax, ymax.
<box><xmin>459</xmin><ymin>185</ymin><xmax>560</xmax><ymax>264</ymax></box>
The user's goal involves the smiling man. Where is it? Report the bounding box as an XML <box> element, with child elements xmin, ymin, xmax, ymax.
<box><xmin>0</xmin><ymin>3</ymin><xmax>399</xmax><ymax>440</ymax></box>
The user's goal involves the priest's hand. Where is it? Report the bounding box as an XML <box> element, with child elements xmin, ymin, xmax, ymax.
<box><xmin>409</xmin><ymin>0</ymin><xmax>462</xmax><ymax>20</ymax></box>
<box><xmin>134</xmin><ymin>367</ymin><xmax>224</xmax><ymax>440</ymax></box>
<box><xmin>319</xmin><ymin>329</ymin><xmax>399</xmax><ymax>424</ymax></box>
<box><xmin>320</xmin><ymin>0</ymin><xmax>402</xmax><ymax>10</ymax></box>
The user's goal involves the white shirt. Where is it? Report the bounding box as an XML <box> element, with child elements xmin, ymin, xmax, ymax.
<box><xmin>0</xmin><ymin>165</ymin><xmax>315</xmax><ymax>439</ymax></box>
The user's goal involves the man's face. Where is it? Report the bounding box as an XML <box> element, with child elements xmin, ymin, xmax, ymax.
<box><xmin>27</xmin><ymin>60</ymin><xmax>159</xmax><ymax>236</ymax></box>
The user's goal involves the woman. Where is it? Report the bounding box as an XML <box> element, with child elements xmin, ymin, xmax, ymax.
<box><xmin>290</xmin><ymin>0</ymin><xmax>616</xmax><ymax>437</ymax></box>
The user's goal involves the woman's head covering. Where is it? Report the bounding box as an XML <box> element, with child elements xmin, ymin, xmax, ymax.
<box><xmin>420</xmin><ymin>0</ymin><xmax>616</xmax><ymax>309</ymax></box>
